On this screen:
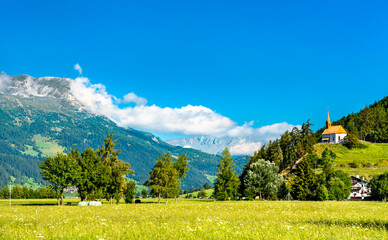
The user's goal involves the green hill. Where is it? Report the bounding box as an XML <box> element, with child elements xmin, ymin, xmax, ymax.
<box><xmin>315</xmin><ymin>96</ymin><xmax>388</xmax><ymax>143</ymax></box>
<box><xmin>314</xmin><ymin>142</ymin><xmax>388</xmax><ymax>180</ymax></box>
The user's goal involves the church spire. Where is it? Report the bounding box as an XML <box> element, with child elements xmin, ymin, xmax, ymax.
<box><xmin>326</xmin><ymin>110</ymin><xmax>331</xmax><ymax>128</ymax></box>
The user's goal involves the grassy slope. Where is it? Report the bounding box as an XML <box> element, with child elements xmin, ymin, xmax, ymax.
<box><xmin>314</xmin><ymin>142</ymin><xmax>388</xmax><ymax>180</ymax></box>
<box><xmin>0</xmin><ymin>199</ymin><xmax>386</xmax><ymax>239</ymax></box>
<box><xmin>180</xmin><ymin>189</ymin><xmax>214</xmax><ymax>198</ymax></box>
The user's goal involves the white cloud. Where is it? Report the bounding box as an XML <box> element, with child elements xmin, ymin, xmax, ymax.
<box><xmin>0</xmin><ymin>72</ymin><xmax>11</xmax><ymax>93</ymax></box>
<box><xmin>117</xmin><ymin>92</ymin><xmax>147</xmax><ymax>106</ymax></box>
<box><xmin>74</xmin><ymin>63</ymin><xmax>83</xmax><ymax>75</ymax></box>
<box><xmin>69</xmin><ymin>77</ymin><xmax>299</xmax><ymax>150</ymax></box>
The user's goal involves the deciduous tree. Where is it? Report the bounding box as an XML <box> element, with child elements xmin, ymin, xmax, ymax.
<box><xmin>39</xmin><ymin>152</ymin><xmax>75</xmax><ymax>205</ymax></box>
<box><xmin>243</xmin><ymin>159</ymin><xmax>283</xmax><ymax>200</ymax></box>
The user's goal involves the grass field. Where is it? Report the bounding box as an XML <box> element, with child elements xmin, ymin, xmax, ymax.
<box><xmin>314</xmin><ymin>142</ymin><xmax>388</xmax><ymax>180</ymax></box>
<box><xmin>33</xmin><ymin>134</ymin><xmax>65</xmax><ymax>156</ymax></box>
<box><xmin>0</xmin><ymin>199</ymin><xmax>386</xmax><ymax>239</ymax></box>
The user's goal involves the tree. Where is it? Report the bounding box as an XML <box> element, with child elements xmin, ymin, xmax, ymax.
<box><xmin>198</xmin><ymin>188</ymin><xmax>207</xmax><ymax>199</ymax></box>
<box><xmin>327</xmin><ymin>170</ymin><xmax>351</xmax><ymax>200</ymax></box>
<box><xmin>273</xmin><ymin>144</ymin><xmax>284</xmax><ymax>167</ymax></box>
<box><xmin>243</xmin><ymin>159</ymin><xmax>283</xmax><ymax>200</ymax></box>
<box><xmin>141</xmin><ymin>188</ymin><xmax>148</xmax><ymax>199</ymax></box>
<box><xmin>292</xmin><ymin>158</ymin><xmax>317</xmax><ymax>200</ymax></box>
<box><xmin>203</xmin><ymin>182</ymin><xmax>212</xmax><ymax>189</ymax></box>
<box><xmin>173</xmin><ymin>154</ymin><xmax>189</xmax><ymax>202</ymax></box>
<box><xmin>0</xmin><ymin>186</ymin><xmax>8</xmax><ymax>199</ymax></box>
<box><xmin>71</xmin><ymin>147</ymin><xmax>110</xmax><ymax>201</ymax></box>
<box><xmin>316</xmin><ymin>184</ymin><xmax>329</xmax><ymax>201</ymax></box>
<box><xmin>124</xmin><ymin>180</ymin><xmax>136</xmax><ymax>203</ymax></box>
<box><xmin>39</xmin><ymin>152</ymin><xmax>75</xmax><ymax>206</ymax></box>
<box><xmin>369</xmin><ymin>172</ymin><xmax>388</xmax><ymax>201</ymax></box>
<box><xmin>320</xmin><ymin>148</ymin><xmax>336</xmax><ymax>175</ymax></box>
<box><xmin>327</xmin><ymin>177</ymin><xmax>346</xmax><ymax>200</ymax></box>
<box><xmin>214</xmin><ymin>148</ymin><xmax>240</xmax><ymax>200</ymax></box>
<box><xmin>146</xmin><ymin>153</ymin><xmax>180</xmax><ymax>203</ymax></box>
<box><xmin>97</xmin><ymin>134</ymin><xmax>134</xmax><ymax>204</ymax></box>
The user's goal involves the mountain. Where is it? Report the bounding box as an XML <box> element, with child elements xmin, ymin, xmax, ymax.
<box><xmin>166</xmin><ymin>136</ymin><xmax>260</xmax><ymax>156</ymax></box>
<box><xmin>0</xmin><ymin>74</ymin><xmax>247</xmax><ymax>189</ymax></box>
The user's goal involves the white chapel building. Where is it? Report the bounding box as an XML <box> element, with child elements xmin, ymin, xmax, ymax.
<box><xmin>322</xmin><ymin>111</ymin><xmax>347</xmax><ymax>144</ymax></box>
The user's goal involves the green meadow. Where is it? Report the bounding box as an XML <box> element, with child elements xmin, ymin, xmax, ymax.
<box><xmin>0</xmin><ymin>199</ymin><xmax>386</xmax><ymax>239</ymax></box>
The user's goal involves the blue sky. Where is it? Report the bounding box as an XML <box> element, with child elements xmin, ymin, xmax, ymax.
<box><xmin>1</xmin><ymin>1</ymin><xmax>387</xmax><ymax>140</ymax></box>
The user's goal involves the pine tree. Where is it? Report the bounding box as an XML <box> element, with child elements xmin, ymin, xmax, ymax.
<box><xmin>292</xmin><ymin>158</ymin><xmax>317</xmax><ymax>200</ymax></box>
<box><xmin>273</xmin><ymin>144</ymin><xmax>284</xmax><ymax>168</ymax></box>
<box><xmin>214</xmin><ymin>147</ymin><xmax>240</xmax><ymax>200</ymax></box>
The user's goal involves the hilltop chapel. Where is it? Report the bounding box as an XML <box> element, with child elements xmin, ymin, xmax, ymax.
<box><xmin>321</xmin><ymin>111</ymin><xmax>347</xmax><ymax>144</ymax></box>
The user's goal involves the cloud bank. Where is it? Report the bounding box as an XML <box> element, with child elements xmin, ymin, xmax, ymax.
<box><xmin>69</xmin><ymin>77</ymin><xmax>298</xmax><ymax>150</ymax></box>
<box><xmin>0</xmin><ymin>72</ymin><xmax>11</xmax><ymax>93</ymax></box>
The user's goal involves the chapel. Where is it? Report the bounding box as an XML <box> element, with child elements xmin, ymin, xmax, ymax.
<box><xmin>321</xmin><ymin>111</ymin><xmax>347</xmax><ymax>144</ymax></box>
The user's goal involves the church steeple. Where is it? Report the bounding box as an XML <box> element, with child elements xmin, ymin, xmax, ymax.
<box><xmin>326</xmin><ymin>110</ymin><xmax>331</xmax><ymax>128</ymax></box>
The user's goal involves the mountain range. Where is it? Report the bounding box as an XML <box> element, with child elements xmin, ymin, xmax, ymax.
<box><xmin>0</xmin><ymin>74</ymin><xmax>248</xmax><ymax>189</ymax></box>
<box><xmin>166</xmin><ymin>136</ymin><xmax>261</xmax><ymax>156</ymax></box>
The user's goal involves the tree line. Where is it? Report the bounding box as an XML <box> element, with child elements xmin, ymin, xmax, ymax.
<box><xmin>5</xmin><ymin>120</ymin><xmax>387</xmax><ymax>203</ymax></box>
<box><xmin>0</xmin><ymin>185</ymin><xmax>56</xmax><ymax>199</ymax></box>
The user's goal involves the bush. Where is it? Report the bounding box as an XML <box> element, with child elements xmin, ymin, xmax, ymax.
<box><xmin>348</xmin><ymin>161</ymin><xmax>359</xmax><ymax>168</ymax></box>
<box><xmin>344</xmin><ymin>134</ymin><xmax>359</xmax><ymax>149</ymax></box>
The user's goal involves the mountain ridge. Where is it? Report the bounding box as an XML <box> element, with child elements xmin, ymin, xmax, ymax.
<box><xmin>0</xmin><ymin>74</ymin><xmax>246</xmax><ymax>189</ymax></box>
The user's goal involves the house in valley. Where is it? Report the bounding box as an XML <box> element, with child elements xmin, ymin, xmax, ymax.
<box><xmin>348</xmin><ymin>175</ymin><xmax>371</xmax><ymax>200</ymax></box>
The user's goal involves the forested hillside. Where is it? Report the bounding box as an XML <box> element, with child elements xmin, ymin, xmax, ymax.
<box><xmin>315</xmin><ymin>96</ymin><xmax>388</xmax><ymax>143</ymax></box>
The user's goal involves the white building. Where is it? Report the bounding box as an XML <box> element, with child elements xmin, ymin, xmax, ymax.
<box><xmin>322</xmin><ymin>111</ymin><xmax>347</xmax><ymax>144</ymax></box>
<box><xmin>348</xmin><ymin>175</ymin><xmax>371</xmax><ymax>200</ymax></box>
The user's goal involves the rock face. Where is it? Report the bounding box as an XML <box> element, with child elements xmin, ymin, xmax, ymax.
<box><xmin>0</xmin><ymin>74</ymin><xmax>241</xmax><ymax>189</ymax></box>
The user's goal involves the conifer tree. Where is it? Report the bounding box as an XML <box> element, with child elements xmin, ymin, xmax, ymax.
<box><xmin>214</xmin><ymin>147</ymin><xmax>240</xmax><ymax>200</ymax></box>
<box><xmin>273</xmin><ymin>144</ymin><xmax>284</xmax><ymax>168</ymax></box>
<box><xmin>292</xmin><ymin>158</ymin><xmax>317</xmax><ymax>200</ymax></box>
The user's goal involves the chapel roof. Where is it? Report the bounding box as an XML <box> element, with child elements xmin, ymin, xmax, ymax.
<box><xmin>322</xmin><ymin>125</ymin><xmax>347</xmax><ymax>135</ymax></box>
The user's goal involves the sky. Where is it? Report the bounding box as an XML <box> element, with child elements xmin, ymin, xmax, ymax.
<box><xmin>1</xmin><ymin>1</ymin><xmax>387</xmax><ymax>148</ymax></box>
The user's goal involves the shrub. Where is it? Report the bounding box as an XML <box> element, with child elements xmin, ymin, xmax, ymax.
<box><xmin>348</xmin><ymin>161</ymin><xmax>358</xmax><ymax>168</ymax></box>
<box><xmin>344</xmin><ymin>134</ymin><xmax>359</xmax><ymax>149</ymax></box>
